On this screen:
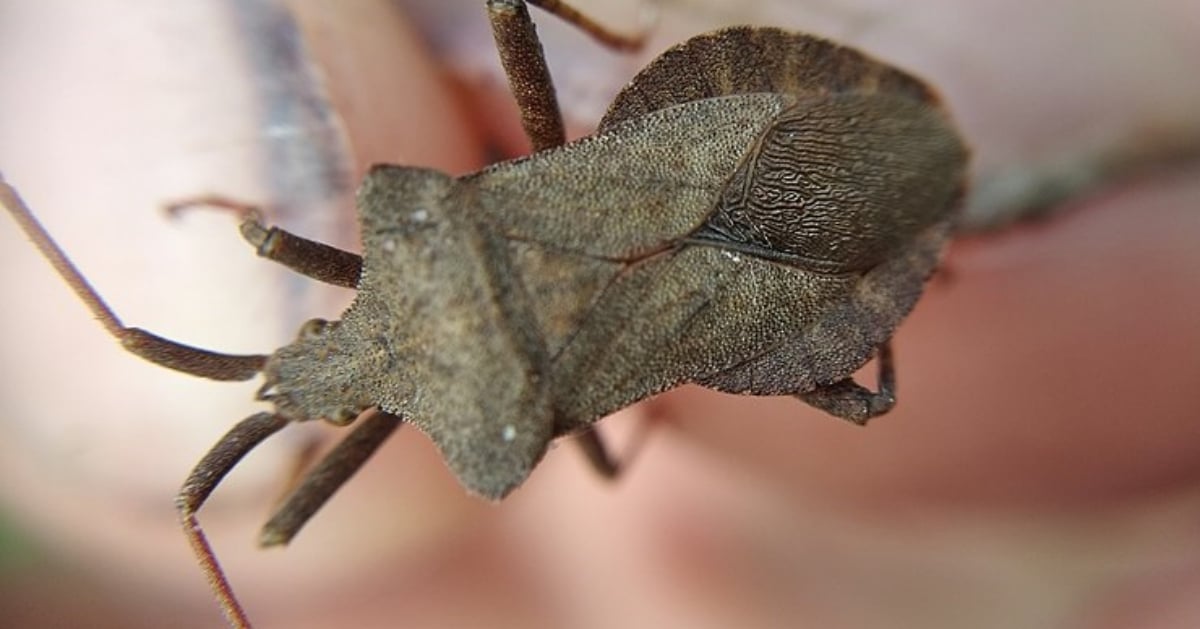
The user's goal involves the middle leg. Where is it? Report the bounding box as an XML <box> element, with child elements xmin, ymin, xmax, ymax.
<box><xmin>486</xmin><ymin>0</ymin><xmax>646</xmax><ymax>152</ymax></box>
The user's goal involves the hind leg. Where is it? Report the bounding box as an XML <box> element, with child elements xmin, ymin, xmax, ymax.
<box><xmin>797</xmin><ymin>343</ymin><xmax>896</xmax><ymax>425</ymax></box>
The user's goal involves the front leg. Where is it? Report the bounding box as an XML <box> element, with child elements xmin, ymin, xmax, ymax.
<box><xmin>167</xmin><ymin>195</ymin><xmax>362</xmax><ymax>289</ymax></box>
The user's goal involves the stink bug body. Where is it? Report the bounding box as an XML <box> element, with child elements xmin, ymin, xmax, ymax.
<box><xmin>0</xmin><ymin>2</ymin><xmax>967</xmax><ymax>626</ymax></box>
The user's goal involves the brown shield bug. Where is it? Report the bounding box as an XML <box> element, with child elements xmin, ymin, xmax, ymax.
<box><xmin>0</xmin><ymin>0</ymin><xmax>967</xmax><ymax>626</ymax></box>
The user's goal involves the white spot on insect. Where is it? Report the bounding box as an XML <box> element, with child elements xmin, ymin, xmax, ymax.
<box><xmin>723</xmin><ymin>250</ymin><xmax>741</xmax><ymax>262</ymax></box>
<box><xmin>383</xmin><ymin>239</ymin><xmax>396</xmax><ymax>252</ymax></box>
<box><xmin>411</xmin><ymin>208</ymin><xmax>429</xmax><ymax>223</ymax></box>
<box><xmin>502</xmin><ymin>424</ymin><xmax>516</xmax><ymax>442</ymax></box>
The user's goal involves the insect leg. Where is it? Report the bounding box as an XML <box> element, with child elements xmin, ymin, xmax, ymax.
<box><xmin>575</xmin><ymin>427</ymin><xmax>620</xmax><ymax>478</ymax></box>
<box><xmin>486</xmin><ymin>0</ymin><xmax>567</xmax><ymax>152</ymax></box>
<box><xmin>796</xmin><ymin>342</ymin><xmax>897</xmax><ymax>425</ymax></box>
<box><xmin>524</xmin><ymin>0</ymin><xmax>645</xmax><ymax>50</ymax></box>
<box><xmin>0</xmin><ymin>179</ymin><xmax>267</xmax><ymax>381</ymax></box>
<box><xmin>177</xmin><ymin>411</ymin><xmax>291</xmax><ymax>629</ymax></box>
<box><xmin>573</xmin><ymin>416</ymin><xmax>655</xmax><ymax>481</ymax></box>
<box><xmin>260</xmin><ymin>411</ymin><xmax>403</xmax><ymax>547</ymax></box>
<box><xmin>486</xmin><ymin>0</ymin><xmax>647</xmax><ymax>152</ymax></box>
<box><xmin>167</xmin><ymin>195</ymin><xmax>362</xmax><ymax>289</ymax></box>
<box><xmin>960</xmin><ymin>135</ymin><xmax>1200</xmax><ymax>235</ymax></box>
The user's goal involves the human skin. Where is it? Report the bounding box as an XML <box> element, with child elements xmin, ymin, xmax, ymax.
<box><xmin>0</xmin><ymin>1</ymin><xmax>1198</xmax><ymax>628</ymax></box>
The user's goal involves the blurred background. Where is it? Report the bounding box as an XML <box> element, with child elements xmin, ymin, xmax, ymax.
<box><xmin>0</xmin><ymin>0</ymin><xmax>1198</xmax><ymax>627</ymax></box>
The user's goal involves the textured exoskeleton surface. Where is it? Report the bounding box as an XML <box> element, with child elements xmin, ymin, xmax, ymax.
<box><xmin>264</xmin><ymin>27</ymin><xmax>968</xmax><ymax>499</ymax></box>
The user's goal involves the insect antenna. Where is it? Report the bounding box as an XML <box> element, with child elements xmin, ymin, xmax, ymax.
<box><xmin>0</xmin><ymin>179</ymin><xmax>268</xmax><ymax>381</ymax></box>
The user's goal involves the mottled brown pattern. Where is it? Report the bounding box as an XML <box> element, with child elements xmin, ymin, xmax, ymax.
<box><xmin>250</xmin><ymin>28</ymin><xmax>967</xmax><ymax>499</ymax></box>
<box><xmin>601</xmin><ymin>27</ymin><xmax>939</xmax><ymax>130</ymax></box>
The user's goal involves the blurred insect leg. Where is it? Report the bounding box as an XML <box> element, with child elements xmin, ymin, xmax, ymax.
<box><xmin>797</xmin><ymin>342</ymin><xmax>896</xmax><ymax>425</ymax></box>
<box><xmin>177</xmin><ymin>412</ymin><xmax>291</xmax><ymax>629</ymax></box>
<box><xmin>0</xmin><ymin>179</ymin><xmax>267</xmax><ymax>381</ymax></box>
<box><xmin>960</xmin><ymin>133</ymin><xmax>1200</xmax><ymax>235</ymax></box>
<box><xmin>259</xmin><ymin>411</ymin><xmax>403</xmax><ymax>547</ymax></box>
<box><xmin>167</xmin><ymin>195</ymin><xmax>362</xmax><ymax>289</ymax></box>
<box><xmin>486</xmin><ymin>0</ymin><xmax>567</xmax><ymax>152</ymax></box>
<box><xmin>576</xmin><ymin>427</ymin><xmax>620</xmax><ymax>478</ymax></box>
<box><xmin>574</xmin><ymin>414</ymin><xmax>656</xmax><ymax>480</ymax></box>
<box><xmin>270</xmin><ymin>432</ymin><xmax>326</xmax><ymax>511</ymax></box>
<box><xmin>525</xmin><ymin>0</ymin><xmax>646</xmax><ymax>50</ymax></box>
